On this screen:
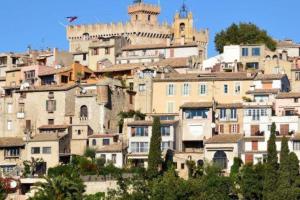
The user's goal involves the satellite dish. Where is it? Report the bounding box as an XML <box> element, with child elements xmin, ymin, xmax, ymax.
<box><xmin>214</xmin><ymin>113</ymin><xmax>219</xmax><ymax>119</ymax></box>
<box><xmin>211</xmin><ymin>123</ymin><xmax>216</xmax><ymax>128</ymax></box>
<box><xmin>10</xmin><ymin>180</ymin><xmax>17</xmax><ymax>189</ymax></box>
<box><xmin>81</xmin><ymin>89</ymin><xmax>87</xmax><ymax>94</ymax></box>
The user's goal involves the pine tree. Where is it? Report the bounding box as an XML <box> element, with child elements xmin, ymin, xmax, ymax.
<box><xmin>148</xmin><ymin>116</ymin><xmax>162</xmax><ymax>178</ymax></box>
<box><xmin>263</xmin><ymin>122</ymin><xmax>278</xmax><ymax>200</ymax></box>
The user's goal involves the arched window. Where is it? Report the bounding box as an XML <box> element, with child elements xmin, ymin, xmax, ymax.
<box><xmin>148</xmin><ymin>15</ymin><xmax>151</xmax><ymax>21</ymax></box>
<box><xmin>80</xmin><ymin>105</ymin><xmax>88</xmax><ymax>118</ymax></box>
<box><xmin>272</xmin><ymin>55</ymin><xmax>278</xmax><ymax>60</ymax></box>
<box><xmin>265</xmin><ymin>55</ymin><xmax>271</xmax><ymax>60</ymax></box>
<box><xmin>180</xmin><ymin>23</ymin><xmax>185</xmax><ymax>31</ymax></box>
<box><xmin>92</xmin><ymin>139</ymin><xmax>96</xmax><ymax>146</ymax></box>
<box><xmin>82</xmin><ymin>33</ymin><xmax>89</xmax><ymax>40</ymax></box>
<box><xmin>213</xmin><ymin>150</ymin><xmax>227</xmax><ymax>169</ymax></box>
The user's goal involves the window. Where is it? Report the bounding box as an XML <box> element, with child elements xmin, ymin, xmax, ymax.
<box><xmin>134</xmin><ymin>127</ymin><xmax>148</xmax><ymax>137</ymax></box>
<box><xmin>246</xmin><ymin>62</ymin><xmax>259</xmax><ymax>69</ymax></box>
<box><xmin>61</xmin><ymin>75</ymin><xmax>68</xmax><ymax>83</ymax></box>
<box><xmin>112</xmin><ymin>154</ymin><xmax>117</xmax><ymax>164</ymax></box>
<box><xmin>219</xmin><ymin>124</ymin><xmax>224</xmax><ymax>134</ymax></box>
<box><xmin>135</xmin><ymin>15</ymin><xmax>138</xmax><ymax>20</ymax></box>
<box><xmin>80</xmin><ymin>105</ymin><xmax>88</xmax><ymax>118</ymax></box>
<box><xmin>296</xmin><ymin>72</ymin><xmax>300</xmax><ymax>81</ymax></box>
<box><xmin>230</xmin><ymin>124</ymin><xmax>239</xmax><ymax>133</ymax></box>
<box><xmin>48</xmin><ymin>119</ymin><xmax>54</xmax><ymax>125</ymax></box>
<box><xmin>83</xmin><ymin>53</ymin><xmax>87</xmax><ymax>61</ymax></box>
<box><xmin>166</xmin><ymin>84</ymin><xmax>175</xmax><ymax>96</ymax></box>
<box><xmin>167</xmin><ymin>102</ymin><xmax>174</xmax><ymax>113</ymax></box>
<box><xmin>148</xmin><ymin>15</ymin><xmax>151</xmax><ymax>21</ymax></box>
<box><xmin>7</xmin><ymin>103</ymin><xmax>13</xmax><ymax>113</ymax></box>
<box><xmin>180</xmin><ymin>23</ymin><xmax>185</xmax><ymax>31</ymax></box>
<box><xmin>220</xmin><ymin>108</ymin><xmax>226</xmax><ymax>120</ymax></box>
<box><xmin>4</xmin><ymin>148</ymin><xmax>20</xmax><ymax>158</ymax></box>
<box><xmin>242</xmin><ymin>48</ymin><xmax>248</xmax><ymax>56</ymax></box>
<box><xmin>78</xmin><ymin>130</ymin><xmax>81</xmax><ymax>135</ymax></box>
<box><xmin>293</xmin><ymin>141</ymin><xmax>300</xmax><ymax>150</ymax></box>
<box><xmin>138</xmin><ymin>84</ymin><xmax>146</xmax><ymax>92</ymax></box>
<box><xmin>7</xmin><ymin>120</ymin><xmax>12</xmax><ymax>131</ymax></box>
<box><xmin>42</xmin><ymin>147</ymin><xmax>51</xmax><ymax>154</ymax></box>
<box><xmin>234</xmin><ymin>82</ymin><xmax>241</xmax><ymax>95</ymax></box>
<box><xmin>213</xmin><ymin>150</ymin><xmax>227</xmax><ymax>169</ymax></box>
<box><xmin>92</xmin><ymin>48</ymin><xmax>99</xmax><ymax>55</ymax></box>
<box><xmin>161</xmin><ymin>126</ymin><xmax>170</xmax><ymax>136</ymax></box>
<box><xmin>280</xmin><ymin>124</ymin><xmax>289</xmax><ymax>136</ymax></box>
<box><xmin>182</xmin><ymin>83</ymin><xmax>190</xmax><ymax>96</ymax></box>
<box><xmin>31</xmin><ymin>147</ymin><xmax>40</xmax><ymax>154</ymax></box>
<box><xmin>181</xmin><ymin>163</ymin><xmax>185</xmax><ymax>169</ymax></box>
<box><xmin>105</xmin><ymin>47</ymin><xmax>110</xmax><ymax>55</ymax></box>
<box><xmin>224</xmin><ymin>84</ymin><xmax>228</xmax><ymax>94</ymax></box>
<box><xmin>230</xmin><ymin>109</ymin><xmax>237</xmax><ymax>119</ymax></box>
<box><xmin>101</xmin><ymin>154</ymin><xmax>106</xmax><ymax>160</ymax></box>
<box><xmin>252</xmin><ymin>141</ymin><xmax>258</xmax><ymax>151</ymax></box>
<box><xmin>161</xmin><ymin>142</ymin><xmax>170</xmax><ymax>151</ymax></box>
<box><xmin>184</xmin><ymin>109</ymin><xmax>209</xmax><ymax>119</ymax></box>
<box><xmin>252</xmin><ymin>47</ymin><xmax>261</xmax><ymax>56</ymax></box>
<box><xmin>92</xmin><ymin>139</ymin><xmax>97</xmax><ymax>146</ymax></box>
<box><xmin>294</xmin><ymin>98</ymin><xmax>299</xmax><ymax>103</ymax></box>
<box><xmin>131</xmin><ymin>142</ymin><xmax>149</xmax><ymax>153</ymax></box>
<box><xmin>199</xmin><ymin>84</ymin><xmax>207</xmax><ymax>95</ymax></box>
<box><xmin>19</xmin><ymin>103</ymin><xmax>25</xmax><ymax>113</ymax></box>
<box><xmin>46</xmin><ymin>100</ymin><xmax>56</xmax><ymax>113</ymax></box>
<box><xmin>103</xmin><ymin>139</ymin><xmax>110</xmax><ymax>146</ymax></box>
<box><xmin>24</xmin><ymin>70</ymin><xmax>35</xmax><ymax>80</ymax></box>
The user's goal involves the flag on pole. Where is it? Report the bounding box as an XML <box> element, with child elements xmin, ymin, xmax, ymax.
<box><xmin>66</xmin><ymin>16</ymin><xmax>78</xmax><ymax>23</ymax></box>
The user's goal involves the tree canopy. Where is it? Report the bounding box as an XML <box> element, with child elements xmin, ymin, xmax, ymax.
<box><xmin>214</xmin><ymin>23</ymin><xmax>277</xmax><ymax>53</ymax></box>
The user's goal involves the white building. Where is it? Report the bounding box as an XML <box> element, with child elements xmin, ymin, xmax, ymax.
<box><xmin>126</xmin><ymin>120</ymin><xmax>178</xmax><ymax>168</ymax></box>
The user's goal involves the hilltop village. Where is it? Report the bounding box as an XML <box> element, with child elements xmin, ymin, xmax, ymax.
<box><xmin>1</xmin><ymin>0</ymin><xmax>300</xmax><ymax>199</ymax></box>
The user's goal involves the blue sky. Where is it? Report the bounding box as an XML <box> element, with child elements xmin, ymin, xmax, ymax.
<box><xmin>0</xmin><ymin>0</ymin><xmax>299</xmax><ymax>56</ymax></box>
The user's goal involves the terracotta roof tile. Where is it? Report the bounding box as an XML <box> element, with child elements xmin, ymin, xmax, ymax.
<box><xmin>151</xmin><ymin>57</ymin><xmax>189</xmax><ymax>68</ymax></box>
<box><xmin>127</xmin><ymin>120</ymin><xmax>178</xmax><ymax>126</ymax></box>
<box><xmin>96</xmin><ymin>143</ymin><xmax>124</xmax><ymax>152</ymax></box>
<box><xmin>96</xmin><ymin>63</ymin><xmax>142</xmax><ymax>73</ymax></box>
<box><xmin>38</xmin><ymin>125</ymin><xmax>70</xmax><ymax>130</ymax></box>
<box><xmin>29</xmin><ymin>133</ymin><xmax>69</xmax><ymax>142</ymax></box>
<box><xmin>254</xmin><ymin>74</ymin><xmax>286</xmax><ymax>80</ymax></box>
<box><xmin>122</xmin><ymin>42</ymin><xmax>198</xmax><ymax>51</ymax></box>
<box><xmin>216</xmin><ymin>103</ymin><xmax>243</xmax><ymax>108</ymax></box>
<box><xmin>246</xmin><ymin>89</ymin><xmax>280</xmax><ymax>94</ymax></box>
<box><xmin>0</xmin><ymin>137</ymin><xmax>25</xmax><ymax>148</ymax></box>
<box><xmin>18</xmin><ymin>84</ymin><xmax>79</xmax><ymax>92</ymax></box>
<box><xmin>205</xmin><ymin>134</ymin><xmax>243</xmax><ymax>144</ymax></box>
<box><xmin>276</xmin><ymin>92</ymin><xmax>300</xmax><ymax>99</ymax></box>
<box><xmin>154</xmin><ymin>72</ymin><xmax>254</xmax><ymax>82</ymax></box>
<box><xmin>180</xmin><ymin>102</ymin><xmax>213</xmax><ymax>109</ymax></box>
<box><xmin>88</xmin><ymin>134</ymin><xmax>118</xmax><ymax>138</ymax></box>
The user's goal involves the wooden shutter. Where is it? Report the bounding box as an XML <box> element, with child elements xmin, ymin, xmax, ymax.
<box><xmin>245</xmin><ymin>154</ymin><xmax>253</xmax><ymax>164</ymax></box>
<box><xmin>252</xmin><ymin>140</ymin><xmax>258</xmax><ymax>151</ymax></box>
<box><xmin>251</xmin><ymin>125</ymin><xmax>259</xmax><ymax>136</ymax></box>
<box><xmin>220</xmin><ymin>124</ymin><xmax>224</xmax><ymax>134</ymax></box>
<box><xmin>237</xmin><ymin>124</ymin><xmax>240</xmax><ymax>133</ymax></box>
<box><xmin>131</xmin><ymin>128</ymin><xmax>136</xmax><ymax>137</ymax></box>
<box><xmin>280</xmin><ymin>124</ymin><xmax>289</xmax><ymax>135</ymax></box>
<box><xmin>26</xmin><ymin>120</ymin><xmax>31</xmax><ymax>130</ymax></box>
<box><xmin>229</xmin><ymin>124</ymin><xmax>232</xmax><ymax>133</ymax></box>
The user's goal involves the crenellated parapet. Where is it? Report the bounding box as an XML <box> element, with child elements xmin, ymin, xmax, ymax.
<box><xmin>128</xmin><ymin>3</ymin><xmax>160</xmax><ymax>14</ymax></box>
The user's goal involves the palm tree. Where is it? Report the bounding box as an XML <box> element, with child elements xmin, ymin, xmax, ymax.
<box><xmin>29</xmin><ymin>175</ymin><xmax>85</xmax><ymax>200</ymax></box>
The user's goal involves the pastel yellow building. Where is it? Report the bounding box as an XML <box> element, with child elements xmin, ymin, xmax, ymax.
<box><xmin>152</xmin><ymin>72</ymin><xmax>254</xmax><ymax>113</ymax></box>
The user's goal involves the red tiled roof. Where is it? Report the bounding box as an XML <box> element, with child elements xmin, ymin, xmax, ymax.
<box><xmin>127</xmin><ymin>120</ymin><xmax>178</xmax><ymax>126</ymax></box>
<box><xmin>88</xmin><ymin>134</ymin><xmax>118</xmax><ymax>138</ymax></box>
<box><xmin>276</xmin><ymin>92</ymin><xmax>300</xmax><ymax>99</ymax></box>
<box><xmin>38</xmin><ymin>125</ymin><xmax>70</xmax><ymax>130</ymax></box>
<box><xmin>205</xmin><ymin>134</ymin><xmax>243</xmax><ymax>144</ymax></box>
<box><xmin>180</xmin><ymin>102</ymin><xmax>213</xmax><ymax>109</ymax></box>
<box><xmin>96</xmin><ymin>143</ymin><xmax>124</xmax><ymax>153</ymax></box>
<box><xmin>0</xmin><ymin>137</ymin><xmax>25</xmax><ymax>148</ymax></box>
<box><xmin>122</xmin><ymin>42</ymin><xmax>198</xmax><ymax>51</ymax></box>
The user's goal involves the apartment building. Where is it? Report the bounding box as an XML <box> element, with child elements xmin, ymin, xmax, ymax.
<box><xmin>126</xmin><ymin>119</ymin><xmax>178</xmax><ymax>168</ymax></box>
<box><xmin>152</xmin><ymin>72</ymin><xmax>254</xmax><ymax>114</ymax></box>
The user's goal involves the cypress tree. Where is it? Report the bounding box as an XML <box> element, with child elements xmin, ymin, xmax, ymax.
<box><xmin>276</xmin><ymin>136</ymin><xmax>291</xmax><ymax>199</ymax></box>
<box><xmin>263</xmin><ymin>122</ymin><xmax>278</xmax><ymax>200</ymax></box>
<box><xmin>148</xmin><ymin>116</ymin><xmax>162</xmax><ymax>178</ymax></box>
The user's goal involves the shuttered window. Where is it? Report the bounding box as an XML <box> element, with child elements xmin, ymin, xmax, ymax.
<box><xmin>251</xmin><ymin>125</ymin><xmax>259</xmax><ymax>136</ymax></box>
<box><xmin>280</xmin><ymin>124</ymin><xmax>289</xmax><ymax>135</ymax></box>
<box><xmin>245</xmin><ymin>154</ymin><xmax>253</xmax><ymax>164</ymax></box>
<box><xmin>252</xmin><ymin>140</ymin><xmax>258</xmax><ymax>151</ymax></box>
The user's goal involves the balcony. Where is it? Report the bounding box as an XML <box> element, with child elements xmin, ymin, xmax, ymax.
<box><xmin>251</xmin><ymin>131</ymin><xmax>265</xmax><ymax>137</ymax></box>
<box><xmin>17</xmin><ymin>112</ymin><xmax>25</xmax><ymax>119</ymax></box>
<box><xmin>79</xmin><ymin>117</ymin><xmax>88</xmax><ymax>122</ymax></box>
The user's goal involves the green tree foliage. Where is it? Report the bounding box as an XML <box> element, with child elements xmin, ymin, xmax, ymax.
<box><xmin>151</xmin><ymin>168</ymin><xmax>189</xmax><ymax>200</ymax></box>
<box><xmin>240</xmin><ymin>163</ymin><xmax>265</xmax><ymax>200</ymax></box>
<box><xmin>29</xmin><ymin>176</ymin><xmax>85</xmax><ymax>200</ymax></box>
<box><xmin>118</xmin><ymin>110</ymin><xmax>146</xmax><ymax>129</ymax></box>
<box><xmin>148</xmin><ymin>116</ymin><xmax>162</xmax><ymax>178</ymax></box>
<box><xmin>214</xmin><ymin>23</ymin><xmax>276</xmax><ymax>53</ymax></box>
<box><xmin>84</xmin><ymin>192</ymin><xmax>105</xmax><ymax>200</ymax></box>
<box><xmin>0</xmin><ymin>181</ymin><xmax>7</xmax><ymax>200</ymax></box>
<box><xmin>84</xmin><ymin>147</ymin><xmax>96</xmax><ymax>160</ymax></box>
<box><xmin>263</xmin><ymin>122</ymin><xmax>278</xmax><ymax>200</ymax></box>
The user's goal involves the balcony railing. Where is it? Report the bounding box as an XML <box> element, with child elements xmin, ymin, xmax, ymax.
<box><xmin>80</xmin><ymin>116</ymin><xmax>88</xmax><ymax>122</ymax></box>
<box><xmin>17</xmin><ymin>112</ymin><xmax>25</xmax><ymax>119</ymax></box>
<box><xmin>251</xmin><ymin>131</ymin><xmax>264</xmax><ymax>136</ymax></box>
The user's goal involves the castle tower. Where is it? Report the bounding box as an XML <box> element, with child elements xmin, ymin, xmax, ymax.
<box><xmin>172</xmin><ymin>3</ymin><xmax>194</xmax><ymax>44</ymax></box>
<box><xmin>128</xmin><ymin>0</ymin><xmax>161</xmax><ymax>25</ymax></box>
